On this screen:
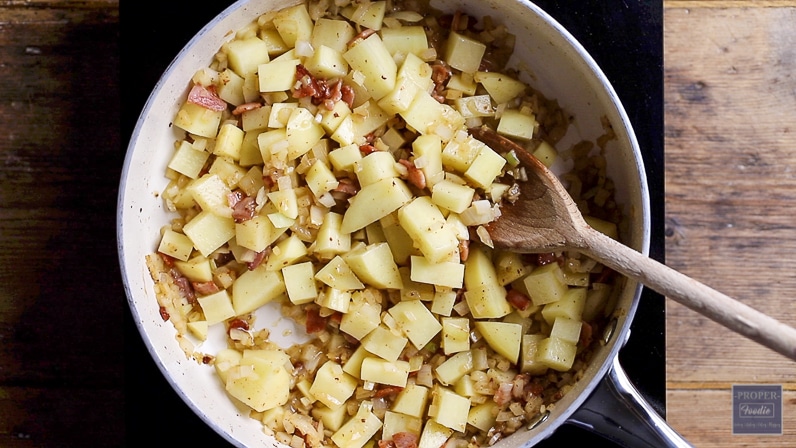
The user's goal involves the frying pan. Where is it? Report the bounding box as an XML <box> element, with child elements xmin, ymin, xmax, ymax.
<box><xmin>119</xmin><ymin>0</ymin><xmax>683</xmax><ymax>446</ymax></box>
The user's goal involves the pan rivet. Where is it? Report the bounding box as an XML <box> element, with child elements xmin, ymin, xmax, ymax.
<box><xmin>526</xmin><ymin>410</ymin><xmax>550</xmax><ymax>430</ymax></box>
<box><xmin>602</xmin><ymin>317</ymin><xmax>618</xmax><ymax>344</ymax></box>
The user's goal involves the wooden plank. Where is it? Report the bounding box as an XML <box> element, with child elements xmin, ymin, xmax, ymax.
<box><xmin>664</xmin><ymin>5</ymin><xmax>796</xmax><ymax>446</ymax></box>
<box><xmin>667</xmin><ymin>389</ymin><xmax>796</xmax><ymax>446</ymax></box>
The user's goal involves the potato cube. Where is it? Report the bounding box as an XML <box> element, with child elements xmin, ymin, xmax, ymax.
<box><xmin>216</xmin><ymin>68</ymin><xmax>246</xmax><ymax>106</ymax></box>
<box><xmin>232</xmin><ymin>265</ymin><xmax>286</xmax><ymax>315</ymax></box>
<box><xmin>273</xmin><ymin>3</ymin><xmax>313</xmax><ymax>47</ymax></box>
<box><xmin>497</xmin><ymin>109</ymin><xmax>538</xmax><ymax>141</ymax></box>
<box><xmin>157</xmin><ymin>228</ymin><xmax>194</xmax><ymax>261</ymax></box>
<box><xmin>361</xmin><ymin>357</ymin><xmax>411</xmax><ymax>387</ymax></box>
<box><xmin>342</xmin><ymin>344</ymin><xmax>370</xmax><ymax>378</ymax></box>
<box><xmin>377</xmin><ymin>76</ymin><xmax>422</xmax><ymax>116</ymax></box>
<box><xmin>340</xmin><ymin>299</ymin><xmax>381</xmax><ymax>340</ymax></box>
<box><xmin>523</xmin><ymin>262</ymin><xmax>568</xmax><ymax>306</ymax></box>
<box><xmin>446</xmin><ymin>73</ymin><xmax>477</xmax><ymax>96</ymax></box>
<box><xmin>541</xmin><ymin>287</ymin><xmax>587</xmax><ymax>325</ymax></box>
<box><xmin>344</xmin><ymin>33</ymin><xmax>396</xmax><ymax>100</ymax></box>
<box><xmin>173</xmin><ymin>255</ymin><xmax>214</xmax><ymax>283</ymax></box>
<box><xmin>235</xmin><ymin>214</ymin><xmax>285</xmax><ymax>253</ymax></box>
<box><xmin>435</xmin><ymin>351</ymin><xmax>473</xmax><ymax>386</ymax></box>
<box><xmin>282</xmin><ymin>261</ymin><xmax>318</xmax><ymax>305</ymax></box>
<box><xmin>361</xmin><ymin>325</ymin><xmax>408</xmax><ymax>362</ymax></box>
<box><xmin>342</xmin><ymin>1</ymin><xmax>386</xmax><ymax>30</ymax></box>
<box><xmin>520</xmin><ymin>334</ymin><xmax>548</xmax><ymax>375</ymax></box>
<box><xmin>265</xmin><ymin>234</ymin><xmax>308</xmax><ymax>271</ymax></box>
<box><xmin>417</xmin><ymin>420</ymin><xmax>454</xmax><ymax>448</ymax></box>
<box><xmin>429</xmin><ymin>387</ymin><xmax>469</xmax><ymax>432</ymax></box>
<box><xmin>213</xmin><ymin>348</ymin><xmax>242</xmax><ymax>384</ymax></box>
<box><xmin>467</xmin><ymin>402</ymin><xmax>498</xmax><ymax>432</ymax></box>
<box><xmin>258</xmin><ymin>58</ymin><xmax>300</xmax><ymax>92</ymax></box>
<box><xmin>340</xmin><ymin>177</ymin><xmax>413</xmax><ymax>233</ymax></box>
<box><xmin>409</xmin><ymin>256</ymin><xmax>464</xmax><ymax>289</ymax></box>
<box><xmin>443</xmin><ymin>31</ymin><xmax>485</xmax><ymax>74</ymax></box>
<box><xmin>536</xmin><ymin>336</ymin><xmax>577</xmax><ymax>372</ymax></box>
<box><xmin>397</xmin><ymin>196</ymin><xmax>459</xmax><ymax>264</ymax></box>
<box><xmin>381</xmin><ymin>26</ymin><xmax>429</xmax><ymax>57</ymax></box>
<box><xmin>213</xmin><ymin>123</ymin><xmax>245</xmax><ymax>161</ymax></box>
<box><xmin>464</xmin><ymin>145</ymin><xmax>506</xmax><ymax>189</ymax></box>
<box><xmin>173</xmin><ymin>101</ymin><xmax>222</xmax><ymax>138</ymax></box>
<box><xmin>584</xmin><ymin>215</ymin><xmax>619</xmax><ymax>240</ymax></box>
<box><xmin>474</xmin><ymin>71</ymin><xmax>527</xmax><ymax>105</ymax></box>
<box><xmin>550</xmin><ymin>317</ymin><xmax>583</xmax><ymax>345</ymax></box>
<box><xmin>382</xmin><ymin>411</ymin><xmax>422</xmax><ymax>440</ymax></box>
<box><xmin>392</xmin><ymin>383</ymin><xmax>429</xmax><ymax>419</ymax></box>
<box><xmin>431</xmin><ymin>289</ymin><xmax>458</xmax><ymax>317</ymax></box>
<box><xmin>441</xmin><ymin>317</ymin><xmax>470</xmax><ymax>355</ymax></box>
<box><xmin>197</xmin><ymin>289</ymin><xmax>235</xmax><ymax>325</ymax></box>
<box><xmin>463</xmin><ymin>245</ymin><xmax>511</xmax><ymax>318</ymax></box>
<box><xmin>286</xmin><ymin>107</ymin><xmax>325</xmax><ymax>160</ymax></box>
<box><xmin>344</xmin><ymin>242</ymin><xmax>403</xmax><ymax>289</ymax></box>
<box><xmin>224</xmin><ymin>356</ymin><xmax>290</xmax><ymax>412</ymax></box>
<box><xmin>356</xmin><ymin>151</ymin><xmax>399</xmax><ymax>187</ymax></box>
<box><xmin>329</xmin><ymin>144</ymin><xmax>362</xmax><ymax>173</ymax></box>
<box><xmin>388</xmin><ymin>300</ymin><xmax>442</xmax><ymax>350</ymax></box>
<box><xmin>304</xmin><ymin>44</ymin><xmax>348</xmax><ymax>79</ymax></box>
<box><xmin>412</xmin><ymin>134</ymin><xmax>443</xmax><ymax>187</ymax></box>
<box><xmin>441</xmin><ymin>135</ymin><xmax>484</xmax><ymax>173</ymax></box>
<box><xmin>332</xmin><ymin>401</ymin><xmax>383</xmax><ymax>448</ymax></box>
<box><xmin>188</xmin><ymin>173</ymin><xmax>233</xmax><ymax>218</ymax></box>
<box><xmin>305</xmin><ymin>159</ymin><xmax>340</xmax><ymax>199</ymax></box>
<box><xmin>182</xmin><ymin>211</ymin><xmax>235</xmax><ymax>257</ymax></box>
<box><xmin>312</xmin><ymin>403</ymin><xmax>348</xmax><ymax>432</ymax></box>
<box><xmin>474</xmin><ymin>321</ymin><xmax>522</xmax><ymax>364</ymax></box>
<box><xmin>532</xmin><ymin>140</ymin><xmax>557</xmax><ymax>168</ymax></box>
<box><xmin>167</xmin><ymin>140</ymin><xmax>210</xmax><ymax>179</ymax></box>
<box><xmin>315</xmin><ymin>256</ymin><xmax>364</xmax><ymax>291</ymax></box>
<box><xmin>316</xmin><ymin>287</ymin><xmax>352</xmax><ymax>313</ymax></box>
<box><xmin>312</xmin><ymin>18</ymin><xmax>355</xmax><ymax>53</ymax></box>
<box><xmin>268</xmin><ymin>102</ymin><xmax>298</xmax><ymax>129</ymax></box>
<box><xmin>310</xmin><ymin>361</ymin><xmax>358</xmax><ymax>409</ymax></box>
<box><xmin>224</xmin><ymin>37</ymin><xmax>270</xmax><ymax>77</ymax></box>
<box><xmin>431</xmin><ymin>179</ymin><xmax>475</xmax><ymax>214</ymax></box>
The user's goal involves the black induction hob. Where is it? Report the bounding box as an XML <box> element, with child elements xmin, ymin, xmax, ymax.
<box><xmin>122</xmin><ymin>1</ymin><xmax>664</xmax><ymax>445</ymax></box>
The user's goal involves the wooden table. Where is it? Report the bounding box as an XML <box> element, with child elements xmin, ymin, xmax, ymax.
<box><xmin>0</xmin><ymin>0</ymin><xmax>793</xmax><ymax>446</ymax></box>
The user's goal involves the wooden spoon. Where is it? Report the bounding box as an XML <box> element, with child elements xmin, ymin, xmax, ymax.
<box><xmin>470</xmin><ymin>126</ymin><xmax>796</xmax><ymax>361</ymax></box>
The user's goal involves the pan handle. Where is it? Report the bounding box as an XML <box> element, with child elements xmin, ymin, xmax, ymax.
<box><xmin>567</xmin><ymin>357</ymin><xmax>693</xmax><ymax>447</ymax></box>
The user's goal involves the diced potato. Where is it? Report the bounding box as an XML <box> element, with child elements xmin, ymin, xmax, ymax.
<box><xmin>441</xmin><ymin>317</ymin><xmax>470</xmax><ymax>355</ymax></box>
<box><xmin>216</xmin><ymin>68</ymin><xmax>246</xmax><ymax>106</ymax></box>
<box><xmin>316</xmin><ymin>287</ymin><xmax>352</xmax><ymax>313</ymax></box>
<box><xmin>315</xmin><ymin>255</ymin><xmax>364</xmax><ymax>290</ymax></box>
<box><xmin>268</xmin><ymin>102</ymin><xmax>298</xmax><ymax>129</ymax></box>
<box><xmin>312</xmin><ymin>18</ymin><xmax>355</xmax><ymax>53</ymax></box>
<box><xmin>443</xmin><ymin>31</ymin><xmax>485</xmax><ymax>74</ymax></box>
<box><xmin>331</xmin><ymin>401</ymin><xmax>383</xmax><ymax>448</ymax></box>
<box><xmin>344</xmin><ymin>242</ymin><xmax>403</xmax><ymax>289</ymax></box>
<box><xmin>360</xmin><ymin>357</ymin><xmax>411</xmax><ymax>387</ymax></box>
<box><xmin>532</xmin><ymin>140</ymin><xmax>557</xmax><ymax>168</ymax></box>
<box><xmin>314</xmin><ymin>212</ymin><xmax>356</xmax><ymax>258</ymax></box>
<box><xmin>208</xmin><ymin>156</ymin><xmax>247</xmax><ymax>189</ymax></box>
<box><xmin>429</xmin><ymin>387</ymin><xmax>469</xmax><ymax>432</ymax></box>
<box><xmin>454</xmin><ymin>95</ymin><xmax>494</xmax><ymax>118</ymax></box>
<box><xmin>520</xmin><ymin>333</ymin><xmax>548</xmax><ymax>375</ymax></box>
<box><xmin>235</xmin><ymin>214</ymin><xmax>285</xmax><ymax>253</ymax></box>
<box><xmin>167</xmin><ymin>140</ymin><xmax>210</xmax><ymax>179</ymax></box>
<box><xmin>467</xmin><ymin>402</ymin><xmax>498</xmax><ymax>432</ymax></box>
<box><xmin>214</xmin><ymin>348</ymin><xmax>242</xmax><ymax>384</ymax></box>
<box><xmin>381</xmin><ymin>26</ymin><xmax>428</xmax><ymax>57</ymax></box>
<box><xmin>232</xmin><ymin>265</ymin><xmax>286</xmax><ymax>315</ymax></box>
<box><xmin>286</xmin><ymin>107</ymin><xmax>325</xmax><ymax>160</ymax></box>
<box><xmin>173</xmin><ymin>101</ymin><xmax>223</xmax><ymax>138</ymax></box>
<box><xmin>431</xmin><ymin>179</ymin><xmax>475</xmax><ymax>214</ymax></box>
<box><xmin>173</xmin><ymin>255</ymin><xmax>214</xmax><ymax>283</ymax></box>
<box><xmin>463</xmin><ymin>245</ymin><xmax>511</xmax><ymax>318</ymax></box>
<box><xmin>188</xmin><ymin>173</ymin><xmax>233</xmax><ymax>218</ymax></box>
<box><xmin>342</xmin><ymin>344</ymin><xmax>370</xmax><ymax>379</ymax></box>
<box><xmin>474</xmin><ymin>71</ymin><xmax>527</xmax><ymax>105</ymax></box>
<box><xmin>382</xmin><ymin>411</ymin><xmax>422</xmax><ymax>440</ymax></box>
<box><xmin>441</xmin><ymin>135</ymin><xmax>484</xmax><ymax>173</ymax></box>
<box><xmin>340</xmin><ymin>177</ymin><xmax>413</xmax><ymax>234</ymax></box>
<box><xmin>356</xmin><ymin>151</ymin><xmax>400</xmax><ymax>187</ymax></box>
<box><xmin>320</xmin><ymin>101</ymin><xmax>353</xmax><ymax>136</ymax></box>
<box><xmin>340</xmin><ymin>298</ymin><xmax>381</xmax><ymax>340</ymax></box>
<box><xmin>329</xmin><ymin>144</ymin><xmax>362</xmax><ymax>173</ymax></box>
<box><xmin>273</xmin><ymin>3</ymin><xmax>314</xmax><ymax>47</ymax></box>
<box><xmin>182</xmin><ymin>210</ymin><xmax>235</xmax><ymax>257</ymax></box>
<box><xmin>417</xmin><ymin>420</ymin><xmax>454</xmax><ymax>448</ymax></box>
<box><xmin>446</xmin><ymin>73</ymin><xmax>477</xmax><ymax>96</ymax></box>
<box><xmin>431</xmin><ymin>288</ymin><xmax>458</xmax><ymax>317</ymax></box>
<box><xmin>312</xmin><ymin>403</ymin><xmax>348</xmax><ymax>432</ymax></box>
<box><xmin>550</xmin><ymin>316</ymin><xmax>583</xmax><ymax>345</ymax></box>
<box><xmin>493</xmin><ymin>250</ymin><xmax>530</xmax><ymax>286</ymax></box>
<box><xmin>157</xmin><ymin>228</ymin><xmax>194</xmax><ymax>261</ymax></box>
<box><xmin>435</xmin><ymin>350</ymin><xmax>473</xmax><ymax>386</ymax></box>
<box><xmin>224</xmin><ymin>37</ymin><xmax>270</xmax><ymax>77</ymax></box>
<box><xmin>522</xmin><ymin>262</ymin><xmax>568</xmax><ymax>306</ymax></box>
<box><xmin>464</xmin><ymin>145</ymin><xmax>506</xmax><ymax>189</ymax></box>
<box><xmin>213</xmin><ymin>123</ymin><xmax>245</xmax><ymax>161</ymax></box>
<box><xmin>304</xmin><ymin>44</ymin><xmax>349</xmax><ymax>79</ymax></box>
<box><xmin>197</xmin><ymin>289</ymin><xmax>235</xmax><ymax>325</ymax></box>
<box><xmin>225</xmin><ymin>356</ymin><xmax>290</xmax><ymax>412</ymax></box>
<box><xmin>377</xmin><ymin>76</ymin><xmax>422</xmax><ymax>116</ymax></box>
<box><xmin>412</xmin><ymin>134</ymin><xmax>443</xmax><ymax>187</ymax></box>
<box><xmin>258</xmin><ymin>58</ymin><xmax>301</xmax><ymax>92</ymax></box>
<box><xmin>361</xmin><ymin>325</ymin><xmax>408</xmax><ymax>362</ymax></box>
<box><xmin>536</xmin><ymin>336</ymin><xmax>577</xmax><ymax>372</ymax></box>
<box><xmin>474</xmin><ymin>321</ymin><xmax>521</xmax><ymax>364</ymax></box>
<box><xmin>398</xmin><ymin>196</ymin><xmax>460</xmax><ymax>264</ymax></box>
<box><xmin>265</xmin><ymin>234</ymin><xmax>308</xmax><ymax>271</ymax></box>
<box><xmin>582</xmin><ymin>284</ymin><xmax>611</xmax><ymax>322</ymax></box>
<box><xmin>282</xmin><ymin>261</ymin><xmax>318</xmax><ymax>305</ymax></box>
<box><xmin>380</xmin><ymin>214</ymin><xmax>419</xmax><ymax>265</ymax></box>
<box><xmin>392</xmin><ymin>383</ymin><xmax>430</xmax><ymax>419</ymax></box>
<box><xmin>388</xmin><ymin>300</ymin><xmax>442</xmax><ymax>350</ymax></box>
<box><xmin>344</xmin><ymin>33</ymin><xmax>396</xmax><ymax>100</ymax></box>
<box><xmin>351</xmin><ymin>100</ymin><xmax>391</xmax><ymax>137</ymax></box>
<box><xmin>267</xmin><ymin>188</ymin><xmax>299</xmax><ymax>220</ymax></box>
<box><xmin>342</xmin><ymin>1</ymin><xmax>387</xmax><ymax>30</ymax></box>
<box><xmin>398</xmin><ymin>266</ymin><xmax>435</xmax><ymax>302</ymax></box>
<box><xmin>409</xmin><ymin>256</ymin><xmax>464</xmax><ymax>289</ymax></box>
<box><xmin>541</xmin><ymin>287</ymin><xmax>587</xmax><ymax>325</ymax></box>
<box><xmin>497</xmin><ymin>109</ymin><xmax>538</xmax><ymax>141</ymax></box>
<box><xmin>305</xmin><ymin>159</ymin><xmax>340</xmax><ymax>199</ymax></box>
<box><xmin>585</xmin><ymin>215</ymin><xmax>619</xmax><ymax>240</ymax></box>
<box><xmin>310</xmin><ymin>361</ymin><xmax>358</xmax><ymax>410</ymax></box>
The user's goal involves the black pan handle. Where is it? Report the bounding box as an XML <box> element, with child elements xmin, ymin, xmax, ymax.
<box><xmin>566</xmin><ymin>357</ymin><xmax>693</xmax><ymax>447</ymax></box>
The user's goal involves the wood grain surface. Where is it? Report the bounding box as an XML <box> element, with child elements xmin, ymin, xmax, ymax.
<box><xmin>0</xmin><ymin>0</ymin><xmax>794</xmax><ymax>446</ymax></box>
<box><xmin>664</xmin><ymin>2</ymin><xmax>796</xmax><ymax>446</ymax></box>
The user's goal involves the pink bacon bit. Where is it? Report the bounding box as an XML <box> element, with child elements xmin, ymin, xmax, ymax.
<box><xmin>187</xmin><ymin>84</ymin><xmax>227</xmax><ymax>112</ymax></box>
<box><xmin>398</xmin><ymin>159</ymin><xmax>426</xmax><ymax>190</ymax></box>
<box><xmin>232</xmin><ymin>102</ymin><xmax>262</xmax><ymax>115</ymax></box>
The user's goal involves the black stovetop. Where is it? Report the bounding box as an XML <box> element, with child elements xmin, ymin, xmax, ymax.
<box><xmin>122</xmin><ymin>1</ymin><xmax>664</xmax><ymax>445</ymax></box>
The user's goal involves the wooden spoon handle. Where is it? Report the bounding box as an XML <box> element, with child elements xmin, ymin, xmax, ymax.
<box><xmin>581</xmin><ymin>227</ymin><xmax>796</xmax><ymax>361</ymax></box>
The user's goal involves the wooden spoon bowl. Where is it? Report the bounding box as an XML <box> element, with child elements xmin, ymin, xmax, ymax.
<box><xmin>470</xmin><ymin>126</ymin><xmax>796</xmax><ymax>361</ymax></box>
